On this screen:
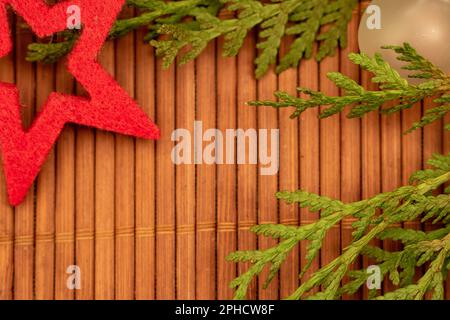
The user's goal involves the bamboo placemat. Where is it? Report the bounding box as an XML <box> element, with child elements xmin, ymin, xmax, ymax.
<box><xmin>0</xmin><ymin>1</ymin><xmax>448</xmax><ymax>300</ymax></box>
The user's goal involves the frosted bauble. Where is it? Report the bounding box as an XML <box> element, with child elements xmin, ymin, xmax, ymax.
<box><xmin>358</xmin><ymin>0</ymin><xmax>450</xmax><ymax>82</ymax></box>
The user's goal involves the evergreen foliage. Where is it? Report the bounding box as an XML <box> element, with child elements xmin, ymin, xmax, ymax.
<box><xmin>25</xmin><ymin>0</ymin><xmax>358</xmax><ymax>78</ymax></box>
<box><xmin>249</xmin><ymin>43</ymin><xmax>450</xmax><ymax>132</ymax></box>
<box><xmin>228</xmin><ymin>44</ymin><xmax>450</xmax><ymax>300</ymax></box>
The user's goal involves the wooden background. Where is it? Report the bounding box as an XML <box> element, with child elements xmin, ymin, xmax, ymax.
<box><xmin>0</xmin><ymin>2</ymin><xmax>449</xmax><ymax>300</ymax></box>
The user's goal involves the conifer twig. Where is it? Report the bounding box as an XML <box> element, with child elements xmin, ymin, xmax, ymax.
<box><xmin>229</xmin><ymin>44</ymin><xmax>450</xmax><ymax>300</ymax></box>
<box><xmin>228</xmin><ymin>159</ymin><xmax>450</xmax><ymax>300</ymax></box>
<box><xmin>25</xmin><ymin>0</ymin><xmax>359</xmax><ymax>78</ymax></box>
<box><xmin>249</xmin><ymin>43</ymin><xmax>450</xmax><ymax>132</ymax></box>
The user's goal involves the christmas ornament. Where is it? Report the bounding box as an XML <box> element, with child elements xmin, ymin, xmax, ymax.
<box><xmin>358</xmin><ymin>0</ymin><xmax>450</xmax><ymax>81</ymax></box>
<box><xmin>0</xmin><ymin>0</ymin><xmax>160</xmax><ymax>206</ymax></box>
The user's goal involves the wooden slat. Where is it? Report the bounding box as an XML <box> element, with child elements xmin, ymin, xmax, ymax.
<box><xmin>381</xmin><ymin>107</ymin><xmax>402</xmax><ymax>292</ymax></box>
<box><xmin>319</xmin><ymin>53</ymin><xmax>341</xmax><ymax>273</ymax></box>
<box><xmin>217</xmin><ymin>40</ymin><xmax>241</xmax><ymax>299</ymax></box>
<box><xmin>422</xmin><ymin>97</ymin><xmax>443</xmax><ymax>238</ymax></box>
<box><xmin>299</xmin><ymin>44</ymin><xmax>320</xmax><ymax>295</ymax></box>
<box><xmin>0</xmin><ymin>14</ymin><xmax>15</xmax><ymax>299</ymax></box>
<box><xmin>34</xmin><ymin>0</ymin><xmax>55</xmax><ymax>302</ymax></box>
<box><xmin>444</xmin><ymin>114</ymin><xmax>450</xmax><ymax>299</ymax></box>
<box><xmin>75</xmin><ymin>83</ymin><xmax>95</xmax><ymax>299</ymax></box>
<box><xmin>35</xmin><ymin>55</ymin><xmax>56</xmax><ymax>300</ymax></box>
<box><xmin>361</xmin><ymin>74</ymin><xmax>381</xmax><ymax>299</ymax></box>
<box><xmin>114</xmin><ymin>7</ymin><xmax>136</xmax><ymax>300</ymax></box>
<box><xmin>421</xmin><ymin>99</ymin><xmax>440</xmax><ymax>301</ymax></box>
<box><xmin>402</xmin><ymin>103</ymin><xmax>423</xmax><ymax>284</ymax></box>
<box><xmin>74</xmin><ymin>43</ymin><xmax>95</xmax><ymax>299</ymax></box>
<box><xmin>54</xmin><ymin>60</ymin><xmax>75</xmax><ymax>300</ymax></box>
<box><xmin>14</xmin><ymin>18</ymin><xmax>35</xmax><ymax>300</ymax></box>
<box><xmin>156</xmin><ymin>60</ymin><xmax>176</xmax><ymax>300</ymax></box>
<box><xmin>402</xmin><ymin>103</ymin><xmax>422</xmax><ymax>211</ymax></box>
<box><xmin>360</xmin><ymin>0</ymin><xmax>382</xmax><ymax>299</ymax></box>
<box><xmin>278</xmin><ymin>39</ymin><xmax>299</xmax><ymax>297</ymax></box>
<box><xmin>340</xmin><ymin>5</ymin><xmax>361</xmax><ymax>300</ymax></box>
<box><xmin>257</xmin><ymin>68</ymin><xmax>279</xmax><ymax>300</ymax></box>
<box><xmin>237</xmin><ymin>34</ymin><xmax>258</xmax><ymax>300</ymax></box>
<box><xmin>196</xmin><ymin>42</ymin><xmax>217</xmax><ymax>300</ymax></box>
<box><xmin>423</xmin><ymin>98</ymin><xmax>443</xmax><ymax>162</ymax></box>
<box><xmin>135</xmin><ymin>28</ymin><xmax>156</xmax><ymax>301</ymax></box>
<box><xmin>95</xmin><ymin>40</ymin><xmax>115</xmax><ymax>300</ymax></box>
<box><xmin>175</xmin><ymin>52</ymin><xmax>196</xmax><ymax>300</ymax></box>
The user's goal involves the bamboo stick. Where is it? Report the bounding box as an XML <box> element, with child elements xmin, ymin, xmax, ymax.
<box><xmin>237</xmin><ymin>33</ymin><xmax>258</xmax><ymax>300</ymax></box>
<box><xmin>257</xmin><ymin>66</ymin><xmax>279</xmax><ymax>300</ymax></box>
<box><xmin>277</xmin><ymin>38</ymin><xmax>299</xmax><ymax>297</ymax></box>
<box><xmin>360</xmin><ymin>0</ymin><xmax>382</xmax><ymax>299</ymax></box>
<box><xmin>195</xmin><ymin>42</ymin><xmax>217</xmax><ymax>300</ymax></box>
<box><xmin>216</xmin><ymin>35</ymin><xmax>241</xmax><ymax>299</ymax></box>
<box><xmin>402</xmin><ymin>103</ymin><xmax>422</xmax><ymax>216</ymax></box>
<box><xmin>175</xmin><ymin>50</ymin><xmax>196</xmax><ymax>300</ymax></box>
<box><xmin>75</xmin><ymin>89</ymin><xmax>95</xmax><ymax>300</ymax></box>
<box><xmin>54</xmin><ymin>58</ymin><xmax>75</xmax><ymax>300</ymax></box>
<box><xmin>423</xmin><ymin>99</ymin><xmax>443</xmax><ymax>163</ymax></box>
<box><xmin>377</xmin><ymin>63</ymin><xmax>402</xmax><ymax>295</ymax></box>
<box><xmin>381</xmin><ymin>107</ymin><xmax>402</xmax><ymax>293</ymax></box>
<box><xmin>114</xmin><ymin>7</ymin><xmax>136</xmax><ymax>300</ymax></box>
<box><xmin>34</xmin><ymin>0</ymin><xmax>56</xmax><ymax>301</ymax></box>
<box><xmin>95</xmin><ymin>40</ymin><xmax>116</xmax><ymax>300</ymax></box>
<box><xmin>299</xmin><ymin>44</ymin><xmax>320</xmax><ymax>295</ymax></box>
<box><xmin>402</xmin><ymin>103</ymin><xmax>424</xmax><ymax>285</ymax></box>
<box><xmin>422</xmin><ymin>97</ymin><xmax>443</xmax><ymax>236</ymax></box>
<box><xmin>156</xmin><ymin>55</ymin><xmax>176</xmax><ymax>301</ymax></box>
<box><xmin>444</xmin><ymin>113</ymin><xmax>450</xmax><ymax>299</ymax></box>
<box><xmin>360</xmin><ymin>78</ymin><xmax>382</xmax><ymax>299</ymax></box>
<box><xmin>74</xmin><ymin>53</ymin><xmax>95</xmax><ymax>299</ymax></box>
<box><xmin>319</xmin><ymin>50</ymin><xmax>341</xmax><ymax>278</ymax></box>
<box><xmin>0</xmin><ymin>15</ymin><xmax>15</xmax><ymax>299</ymax></box>
<box><xmin>14</xmin><ymin>17</ymin><xmax>35</xmax><ymax>300</ymax></box>
<box><xmin>135</xmin><ymin>28</ymin><xmax>156</xmax><ymax>301</ymax></box>
<box><xmin>35</xmin><ymin>54</ymin><xmax>56</xmax><ymax>300</ymax></box>
<box><xmin>422</xmin><ymin>98</ymin><xmax>442</xmax><ymax>300</ymax></box>
<box><xmin>340</xmin><ymin>5</ymin><xmax>361</xmax><ymax>300</ymax></box>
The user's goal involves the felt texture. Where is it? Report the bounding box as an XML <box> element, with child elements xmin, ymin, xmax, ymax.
<box><xmin>0</xmin><ymin>0</ymin><xmax>160</xmax><ymax>205</ymax></box>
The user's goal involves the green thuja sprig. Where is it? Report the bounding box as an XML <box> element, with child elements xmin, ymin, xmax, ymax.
<box><xmin>410</xmin><ymin>153</ymin><xmax>450</xmax><ymax>194</ymax></box>
<box><xmin>26</xmin><ymin>30</ymin><xmax>79</xmax><ymax>64</ymax></box>
<box><xmin>152</xmin><ymin>0</ymin><xmax>358</xmax><ymax>78</ymax></box>
<box><xmin>249</xmin><ymin>43</ymin><xmax>450</xmax><ymax>131</ymax></box>
<box><xmin>25</xmin><ymin>0</ymin><xmax>358</xmax><ymax>78</ymax></box>
<box><xmin>228</xmin><ymin>169</ymin><xmax>450</xmax><ymax>299</ymax></box>
<box><xmin>228</xmin><ymin>44</ymin><xmax>450</xmax><ymax>300</ymax></box>
<box><xmin>26</xmin><ymin>0</ymin><xmax>222</xmax><ymax>64</ymax></box>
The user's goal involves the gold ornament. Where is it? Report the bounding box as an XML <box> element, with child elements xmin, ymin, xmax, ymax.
<box><xmin>358</xmin><ymin>0</ymin><xmax>450</xmax><ymax>82</ymax></box>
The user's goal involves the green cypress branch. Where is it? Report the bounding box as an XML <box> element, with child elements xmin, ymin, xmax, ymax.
<box><xmin>229</xmin><ymin>44</ymin><xmax>450</xmax><ymax>300</ymax></box>
<box><xmin>26</xmin><ymin>0</ymin><xmax>222</xmax><ymax>63</ymax></box>
<box><xmin>249</xmin><ymin>43</ymin><xmax>450</xmax><ymax>132</ymax></box>
<box><xmin>376</xmin><ymin>233</ymin><xmax>450</xmax><ymax>300</ymax></box>
<box><xmin>25</xmin><ymin>0</ymin><xmax>358</xmax><ymax>78</ymax></box>
<box><xmin>228</xmin><ymin>170</ymin><xmax>450</xmax><ymax>300</ymax></box>
<box><xmin>26</xmin><ymin>31</ymin><xmax>79</xmax><ymax>64</ymax></box>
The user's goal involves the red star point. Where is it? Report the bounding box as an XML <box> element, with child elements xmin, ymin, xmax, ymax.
<box><xmin>0</xmin><ymin>0</ymin><xmax>160</xmax><ymax>205</ymax></box>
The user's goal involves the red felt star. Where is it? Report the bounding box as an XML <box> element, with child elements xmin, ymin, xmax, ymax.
<box><xmin>0</xmin><ymin>0</ymin><xmax>160</xmax><ymax>206</ymax></box>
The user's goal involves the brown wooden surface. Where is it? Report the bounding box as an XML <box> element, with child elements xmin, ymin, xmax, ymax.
<box><xmin>0</xmin><ymin>5</ymin><xmax>448</xmax><ymax>300</ymax></box>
